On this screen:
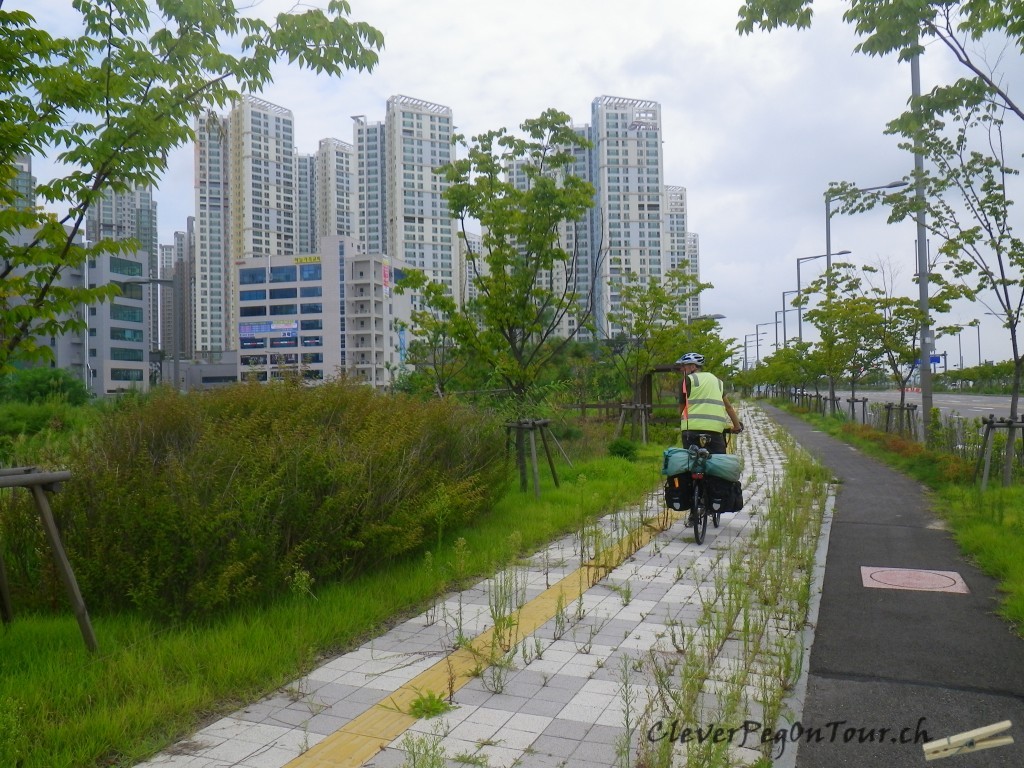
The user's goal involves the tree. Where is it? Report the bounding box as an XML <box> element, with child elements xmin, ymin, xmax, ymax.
<box><xmin>800</xmin><ymin>263</ymin><xmax>879</xmax><ymax>413</ymax></box>
<box><xmin>432</xmin><ymin>110</ymin><xmax>598</xmax><ymax>491</ymax></box>
<box><xmin>0</xmin><ymin>1</ymin><xmax>383</xmax><ymax>372</ymax></box>
<box><xmin>394</xmin><ymin>269</ymin><xmax>475</xmax><ymax>398</ymax></box>
<box><xmin>604</xmin><ymin>268</ymin><xmax>712</xmax><ymax>402</ymax></box>
<box><xmin>857</xmin><ymin>98</ymin><xmax>1022</xmax><ymax>482</ymax></box>
<box><xmin>439</xmin><ymin>109</ymin><xmax>598</xmax><ymax>414</ymax></box>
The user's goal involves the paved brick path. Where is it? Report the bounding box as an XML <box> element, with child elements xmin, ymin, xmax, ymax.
<box><xmin>138</xmin><ymin>406</ymin><xmax>819</xmax><ymax>768</ymax></box>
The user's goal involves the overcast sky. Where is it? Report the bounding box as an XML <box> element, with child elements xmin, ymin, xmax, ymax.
<box><xmin>21</xmin><ymin>0</ymin><xmax>1024</xmax><ymax>367</ymax></box>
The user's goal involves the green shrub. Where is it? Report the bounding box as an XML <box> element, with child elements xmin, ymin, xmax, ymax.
<box><xmin>608</xmin><ymin>437</ymin><xmax>638</xmax><ymax>462</ymax></box>
<box><xmin>0</xmin><ymin>367</ymin><xmax>89</xmax><ymax>406</ymax></box>
<box><xmin>1</xmin><ymin>382</ymin><xmax>508</xmax><ymax>621</ymax></box>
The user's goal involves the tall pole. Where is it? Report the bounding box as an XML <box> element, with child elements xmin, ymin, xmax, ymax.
<box><xmin>775</xmin><ymin>310</ymin><xmax>783</xmax><ymax>351</ymax></box>
<box><xmin>912</xmin><ymin>51</ymin><xmax>934</xmax><ymax>436</ymax></box>
<box><xmin>797</xmin><ymin>259</ymin><xmax>805</xmax><ymax>342</ymax></box>
<box><xmin>782</xmin><ymin>291</ymin><xmax>799</xmax><ymax>349</ymax></box>
<box><xmin>976</xmin><ymin>322</ymin><xmax>982</xmax><ymax>366</ymax></box>
<box><xmin>171</xmin><ymin>272</ymin><xmax>181</xmax><ymax>392</ymax></box>
<box><xmin>755</xmin><ymin>323</ymin><xmax>772</xmax><ymax>364</ymax></box>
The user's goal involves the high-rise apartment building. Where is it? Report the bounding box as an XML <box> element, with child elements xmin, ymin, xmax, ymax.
<box><xmin>352</xmin><ymin>116</ymin><xmax>387</xmax><ymax>257</ymax></box>
<box><xmin>295</xmin><ymin>153</ymin><xmax>317</xmax><ymax>255</ymax></box>
<box><xmin>383</xmin><ymin>95</ymin><xmax>458</xmax><ymax>296</ymax></box>
<box><xmin>665</xmin><ymin>185</ymin><xmax>701</xmax><ymax>319</ymax></box>
<box><xmin>195</xmin><ymin>110</ymin><xmax>230</xmax><ymax>353</ymax></box>
<box><xmin>172</xmin><ymin>218</ymin><xmax>196</xmax><ymax>362</ymax></box>
<box><xmin>590</xmin><ymin>96</ymin><xmax>666</xmax><ymax>337</ymax></box>
<box><xmin>315</xmin><ymin>138</ymin><xmax>356</xmax><ymax>246</ymax></box>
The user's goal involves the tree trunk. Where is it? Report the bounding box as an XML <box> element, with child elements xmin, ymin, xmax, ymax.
<box><xmin>1000</xmin><ymin>356</ymin><xmax>1023</xmax><ymax>487</ymax></box>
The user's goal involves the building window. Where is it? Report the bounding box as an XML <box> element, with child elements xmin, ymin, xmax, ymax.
<box><xmin>111</xmin><ymin>368</ymin><xmax>144</xmax><ymax>382</ymax></box>
<box><xmin>110</xmin><ymin>304</ymin><xmax>143</xmax><ymax>323</ymax></box>
<box><xmin>239</xmin><ymin>268</ymin><xmax>266</xmax><ymax>285</ymax></box>
<box><xmin>299</xmin><ymin>303</ymin><xmax>322</xmax><ymax>314</ymax></box>
<box><xmin>299</xmin><ymin>263</ymin><xmax>322</xmax><ymax>281</ymax></box>
<box><xmin>110</xmin><ymin>347</ymin><xmax>145</xmax><ymax>362</ymax></box>
<box><xmin>109</xmin><ymin>327</ymin><xmax>144</xmax><ymax>342</ymax></box>
<box><xmin>269</xmin><ymin>287</ymin><xmax>298</xmax><ymax>299</ymax></box>
<box><xmin>300</xmin><ymin>319</ymin><xmax>322</xmax><ymax>330</ymax></box>
<box><xmin>239</xmin><ymin>289</ymin><xmax>267</xmax><ymax>301</ymax></box>
<box><xmin>269</xmin><ymin>304</ymin><xmax>297</xmax><ymax>316</ymax></box>
<box><xmin>239</xmin><ymin>306</ymin><xmax>267</xmax><ymax>317</ymax></box>
<box><xmin>270</xmin><ymin>265</ymin><xmax>297</xmax><ymax>283</ymax></box>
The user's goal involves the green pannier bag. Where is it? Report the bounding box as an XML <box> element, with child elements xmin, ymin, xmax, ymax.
<box><xmin>661</xmin><ymin>447</ymin><xmax>743</xmax><ymax>482</ymax></box>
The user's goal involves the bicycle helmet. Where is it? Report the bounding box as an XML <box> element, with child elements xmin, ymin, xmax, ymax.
<box><xmin>675</xmin><ymin>352</ymin><xmax>705</xmax><ymax>367</ymax></box>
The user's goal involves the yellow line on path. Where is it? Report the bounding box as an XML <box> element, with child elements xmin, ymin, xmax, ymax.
<box><xmin>287</xmin><ymin>509</ymin><xmax>677</xmax><ymax>768</ymax></box>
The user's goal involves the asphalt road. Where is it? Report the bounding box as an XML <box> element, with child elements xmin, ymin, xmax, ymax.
<box><xmin>834</xmin><ymin>390</ymin><xmax>1017</xmax><ymax>421</ymax></box>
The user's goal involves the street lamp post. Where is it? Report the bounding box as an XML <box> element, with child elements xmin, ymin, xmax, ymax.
<box><xmin>125</xmin><ymin>276</ymin><xmax>180</xmax><ymax>392</ymax></box>
<box><xmin>973</xmin><ymin>320</ymin><xmax>982</xmax><ymax>366</ymax></box>
<box><xmin>825</xmin><ymin>180</ymin><xmax>908</xmax><ymax>280</ymax></box>
<box><xmin>775</xmin><ymin>310</ymin><xmax>783</xmax><ymax>351</ymax></box>
<box><xmin>755</xmin><ymin>322</ymin><xmax>773</xmax><ymax>363</ymax></box>
<box><xmin>782</xmin><ymin>290</ymin><xmax>800</xmax><ymax>348</ymax></box>
<box><xmin>743</xmin><ymin>332</ymin><xmax>763</xmax><ymax>370</ymax></box>
<box><xmin>796</xmin><ymin>250</ymin><xmax>849</xmax><ymax>342</ymax></box>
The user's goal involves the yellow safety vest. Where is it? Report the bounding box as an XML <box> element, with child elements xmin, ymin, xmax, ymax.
<box><xmin>681</xmin><ymin>372</ymin><xmax>729</xmax><ymax>433</ymax></box>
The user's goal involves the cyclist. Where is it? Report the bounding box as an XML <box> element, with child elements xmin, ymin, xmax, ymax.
<box><xmin>676</xmin><ymin>351</ymin><xmax>743</xmax><ymax>454</ymax></box>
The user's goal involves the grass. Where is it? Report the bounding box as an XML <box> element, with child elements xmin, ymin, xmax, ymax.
<box><xmin>0</xmin><ymin>447</ymin><xmax>663</xmax><ymax>768</ymax></box>
<box><xmin>770</xmin><ymin>399</ymin><xmax>1024</xmax><ymax>634</ymax></box>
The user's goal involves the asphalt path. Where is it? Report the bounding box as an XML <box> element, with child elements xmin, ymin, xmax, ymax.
<box><xmin>832</xmin><ymin>390</ymin><xmax>1017</xmax><ymax>422</ymax></box>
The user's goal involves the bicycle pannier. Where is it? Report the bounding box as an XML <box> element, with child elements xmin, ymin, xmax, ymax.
<box><xmin>664</xmin><ymin>473</ymin><xmax>693</xmax><ymax>511</ymax></box>
<box><xmin>730</xmin><ymin>480</ymin><xmax>744</xmax><ymax>511</ymax></box>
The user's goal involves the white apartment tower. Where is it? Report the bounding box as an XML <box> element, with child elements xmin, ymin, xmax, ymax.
<box><xmin>383</xmin><ymin>95</ymin><xmax>458</xmax><ymax>296</ymax></box>
<box><xmin>665</xmin><ymin>185</ymin><xmax>701</xmax><ymax>319</ymax></box>
<box><xmin>352</xmin><ymin>116</ymin><xmax>387</xmax><ymax>257</ymax></box>
<box><xmin>226</xmin><ymin>97</ymin><xmax>296</xmax><ymax>353</ymax></box>
<box><xmin>194</xmin><ymin>110</ymin><xmax>230</xmax><ymax>352</ymax></box>
<box><xmin>590</xmin><ymin>96</ymin><xmax>666</xmax><ymax>337</ymax></box>
<box><xmin>295</xmin><ymin>153</ymin><xmax>316</xmax><ymax>255</ymax></box>
<box><xmin>315</xmin><ymin>138</ymin><xmax>356</xmax><ymax>245</ymax></box>
<box><xmin>228</xmin><ymin>96</ymin><xmax>296</xmax><ymax>262</ymax></box>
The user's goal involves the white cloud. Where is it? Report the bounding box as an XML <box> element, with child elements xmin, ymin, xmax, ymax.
<box><xmin>14</xmin><ymin>0</ymin><xmax>1023</xmax><ymax>364</ymax></box>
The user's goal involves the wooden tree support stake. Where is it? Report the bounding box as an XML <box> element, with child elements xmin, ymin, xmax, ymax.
<box><xmin>0</xmin><ymin>467</ymin><xmax>97</xmax><ymax>652</ymax></box>
<box><xmin>504</xmin><ymin>419</ymin><xmax>566</xmax><ymax>497</ymax></box>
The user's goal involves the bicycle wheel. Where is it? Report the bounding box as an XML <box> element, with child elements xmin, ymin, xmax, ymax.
<box><xmin>711</xmin><ymin>498</ymin><xmax>721</xmax><ymax>529</ymax></box>
<box><xmin>692</xmin><ymin>481</ymin><xmax>707</xmax><ymax>544</ymax></box>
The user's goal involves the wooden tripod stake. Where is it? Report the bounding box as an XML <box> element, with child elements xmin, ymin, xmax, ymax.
<box><xmin>0</xmin><ymin>467</ymin><xmax>97</xmax><ymax>652</ymax></box>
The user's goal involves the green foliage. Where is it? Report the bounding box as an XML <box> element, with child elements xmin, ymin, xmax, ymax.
<box><xmin>605</xmin><ymin>268</ymin><xmax>715</xmax><ymax>400</ymax></box>
<box><xmin>406</xmin><ymin>689</ymin><xmax>454</xmax><ymax>719</ymax></box>
<box><xmin>437</xmin><ymin>109</ymin><xmax>597</xmax><ymax>415</ymax></box>
<box><xmin>0</xmin><ymin>367</ymin><xmax>90</xmax><ymax>405</ymax></box>
<box><xmin>1</xmin><ymin>382</ymin><xmax>507</xmax><ymax>620</ymax></box>
<box><xmin>0</xmin><ymin>437</ymin><xmax>658</xmax><ymax>768</ymax></box>
<box><xmin>607</xmin><ymin>437</ymin><xmax>639</xmax><ymax>462</ymax></box>
<box><xmin>0</xmin><ymin>696</ymin><xmax>27</xmax><ymax>768</ymax></box>
<box><xmin>0</xmin><ymin>1</ymin><xmax>383</xmax><ymax>372</ymax></box>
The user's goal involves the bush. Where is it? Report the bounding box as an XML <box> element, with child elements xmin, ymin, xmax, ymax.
<box><xmin>0</xmin><ymin>382</ymin><xmax>509</xmax><ymax>620</ymax></box>
<box><xmin>608</xmin><ymin>437</ymin><xmax>638</xmax><ymax>462</ymax></box>
<box><xmin>0</xmin><ymin>368</ymin><xmax>89</xmax><ymax>406</ymax></box>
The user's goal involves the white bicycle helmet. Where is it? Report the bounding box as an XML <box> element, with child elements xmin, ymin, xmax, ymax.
<box><xmin>675</xmin><ymin>352</ymin><xmax>705</xmax><ymax>367</ymax></box>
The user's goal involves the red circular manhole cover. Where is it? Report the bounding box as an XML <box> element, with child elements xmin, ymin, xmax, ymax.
<box><xmin>869</xmin><ymin>569</ymin><xmax>958</xmax><ymax>590</ymax></box>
